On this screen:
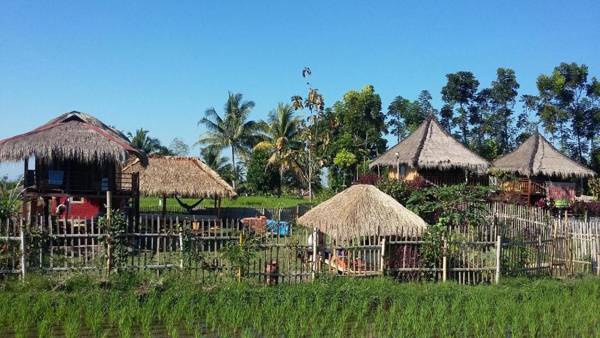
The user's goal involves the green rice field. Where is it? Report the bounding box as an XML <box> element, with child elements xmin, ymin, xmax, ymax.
<box><xmin>0</xmin><ymin>274</ymin><xmax>599</xmax><ymax>337</ymax></box>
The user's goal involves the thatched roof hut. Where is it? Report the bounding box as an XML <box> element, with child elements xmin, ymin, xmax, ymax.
<box><xmin>369</xmin><ymin>116</ymin><xmax>489</xmax><ymax>174</ymax></box>
<box><xmin>297</xmin><ymin>184</ymin><xmax>427</xmax><ymax>239</ymax></box>
<box><xmin>492</xmin><ymin>132</ymin><xmax>595</xmax><ymax>178</ymax></box>
<box><xmin>122</xmin><ymin>156</ymin><xmax>236</xmax><ymax>199</ymax></box>
<box><xmin>0</xmin><ymin>111</ymin><xmax>144</xmax><ymax>164</ymax></box>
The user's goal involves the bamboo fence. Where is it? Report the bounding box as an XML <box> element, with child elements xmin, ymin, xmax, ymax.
<box><xmin>1</xmin><ymin>202</ymin><xmax>599</xmax><ymax>284</ymax></box>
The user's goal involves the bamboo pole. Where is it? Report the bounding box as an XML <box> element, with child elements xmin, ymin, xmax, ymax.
<box><xmin>237</xmin><ymin>230</ymin><xmax>244</xmax><ymax>283</ymax></box>
<box><xmin>495</xmin><ymin>235</ymin><xmax>501</xmax><ymax>284</ymax></box>
<box><xmin>311</xmin><ymin>227</ymin><xmax>317</xmax><ymax>281</ymax></box>
<box><xmin>442</xmin><ymin>237</ymin><xmax>447</xmax><ymax>283</ymax></box>
<box><xmin>380</xmin><ymin>237</ymin><xmax>386</xmax><ymax>274</ymax></box>
<box><xmin>19</xmin><ymin>218</ymin><xmax>26</xmax><ymax>280</ymax></box>
<box><xmin>106</xmin><ymin>190</ymin><xmax>112</xmax><ymax>275</ymax></box>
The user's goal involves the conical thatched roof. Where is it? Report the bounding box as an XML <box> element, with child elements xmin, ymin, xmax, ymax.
<box><xmin>493</xmin><ymin>132</ymin><xmax>595</xmax><ymax>179</ymax></box>
<box><xmin>0</xmin><ymin>111</ymin><xmax>144</xmax><ymax>164</ymax></box>
<box><xmin>122</xmin><ymin>156</ymin><xmax>236</xmax><ymax>198</ymax></box>
<box><xmin>369</xmin><ymin>116</ymin><xmax>490</xmax><ymax>174</ymax></box>
<box><xmin>297</xmin><ymin>184</ymin><xmax>427</xmax><ymax>239</ymax></box>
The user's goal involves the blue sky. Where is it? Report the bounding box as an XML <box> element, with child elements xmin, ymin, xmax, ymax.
<box><xmin>2</xmin><ymin>1</ymin><xmax>600</xmax><ymax>178</ymax></box>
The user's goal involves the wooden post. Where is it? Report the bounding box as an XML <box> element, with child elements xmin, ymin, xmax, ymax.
<box><xmin>161</xmin><ymin>194</ymin><xmax>167</xmax><ymax>216</ymax></box>
<box><xmin>442</xmin><ymin>237</ymin><xmax>447</xmax><ymax>282</ymax></box>
<box><xmin>495</xmin><ymin>235</ymin><xmax>502</xmax><ymax>284</ymax></box>
<box><xmin>536</xmin><ymin>234</ymin><xmax>542</xmax><ymax>271</ymax></box>
<box><xmin>19</xmin><ymin>218</ymin><xmax>26</xmax><ymax>280</ymax></box>
<box><xmin>179</xmin><ymin>225</ymin><xmax>184</xmax><ymax>270</ymax></box>
<box><xmin>380</xmin><ymin>237</ymin><xmax>386</xmax><ymax>274</ymax></box>
<box><xmin>106</xmin><ymin>191</ymin><xmax>112</xmax><ymax>275</ymax></box>
<box><xmin>597</xmin><ymin>253</ymin><xmax>600</xmax><ymax>277</ymax></box>
<box><xmin>311</xmin><ymin>227</ymin><xmax>318</xmax><ymax>281</ymax></box>
<box><xmin>237</xmin><ymin>231</ymin><xmax>244</xmax><ymax>283</ymax></box>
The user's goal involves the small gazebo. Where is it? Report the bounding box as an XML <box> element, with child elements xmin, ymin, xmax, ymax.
<box><xmin>492</xmin><ymin>132</ymin><xmax>596</xmax><ymax>205</ymax></box>
<box><xmin>298</xmin><ymin>184</ymin><xmax>427</xmax><ymax>240</ymax></box>
<box><xmin>369</xmin><ymin>116</ymin><xmax>490</xmax><ymax>186</ymax></box>
<box><xmin>122</xmin><ymin>156</ymin><xmax>236</xmax><ymax>216</ymax></box>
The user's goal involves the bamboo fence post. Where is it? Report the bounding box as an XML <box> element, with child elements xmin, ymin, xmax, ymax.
<box><xmin>442</xmin><ymin>237</ymin><xmax>447</xmax><ymax>283</ymax></box>
<box><xmin>537</xmin><ymin>234</ymin><xmax>542</xmax><ymax>271</ymax></box>
<box><xmin>237</xmin><ymin>230</ymin><xmax>244</xmax><ymax>283</ymax></box>
<box><xmin>311</xmin><ymin>227</ymin><xmax>317</xmax><ymax>281</ymax></box>
<box><xmin>380</xmin><ymin>237</ymin><xmax>386</xmax><ymax>274</ymax></box>
<box><xmin>106</xmin><ymin>190</ymin><xmax>112</xmax><ymax>275</ymax></box>
<box><xmin>19</xmin><ymin>218</ymin><xmax>26</xmax><ymax>280</ymax></box>
<box><xmin>495</xmin><ymin>235</ymin><xmax>501</xmax><ymax>284</ymax></box>
<box><xmin>178</xmin><ymin>219</ymin><xmax>184</xmax><ymax>270</ymax></box>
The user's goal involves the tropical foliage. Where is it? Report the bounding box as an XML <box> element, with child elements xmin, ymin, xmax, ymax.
<box><xmin>254</xmin><ymin>103</ymin><xmax>304</xmax><ymax>194</ymax></box>
<box><xmin>0</xmin><ymin>177</ymin><xmax>21</xmax><ymax>221</ymax></box>
<box><xmin>197</xmin><ymin>92</ymin><xmax>258</xmax><ymax>189</ymax></box>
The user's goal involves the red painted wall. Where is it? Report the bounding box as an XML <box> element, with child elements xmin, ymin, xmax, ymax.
<box><xmin>51</xmin><ymin>197</ymin><xmax>102</xmax><ymax>219</ymax></box>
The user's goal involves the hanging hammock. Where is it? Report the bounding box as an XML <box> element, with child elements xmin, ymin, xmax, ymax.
<box><xmin>174</xmin><ymin>196</ymin><xmax>204</xmax><ymax>213</ymax></box>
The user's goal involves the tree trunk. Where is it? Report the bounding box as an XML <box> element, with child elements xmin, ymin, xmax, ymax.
<box><xmin>278</xmin><ymin>167</ymin><xmax>284</xmax><ymax>196</ymax></box>
<box><xmin>231</xmin><ymin>146</ymin><xmax>236</xmax><ymax>190</ymax></box>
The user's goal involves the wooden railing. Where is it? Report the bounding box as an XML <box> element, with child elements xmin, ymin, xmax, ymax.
<box><xmin>24</xmin><ymin>171</ymin><xmax>139</xmax><ymax>195</ymax></box>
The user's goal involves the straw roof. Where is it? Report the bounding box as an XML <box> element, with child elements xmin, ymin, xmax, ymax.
<box><xmin>297</xmin><ymin>184</ymin><xmax>427</xmax><ymax>239</ymax></box>
<box><xmin>122</xmin><ymin>156</ymin><xmax>236</xmax><ymax>198</ymax></box>
<box><xmin>369</xmin><ymin>116</ymin><xmax>490</xmax><ymax>174</ymax></box>
<box><xmin>0</xmin><ymin>111</ymin><xmax>144</xmax><ymax>164</ymax></box>
<box><xmin>492</xmin><ymin>132</ymin><xmax>596</xmax><ymax>179</ymax></box>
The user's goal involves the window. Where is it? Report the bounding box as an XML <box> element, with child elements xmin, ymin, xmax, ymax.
<box><xmin>48</xmin><ymin>170</ymin><xmax>64</xmax><ymax>185</ymax></box>
<box><xmin>70</xmin><ymin>197</ymin><xmax>85</xmax><ymax>204</ymax></box>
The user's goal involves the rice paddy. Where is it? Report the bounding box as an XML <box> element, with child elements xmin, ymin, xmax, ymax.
<box><xmin>0</xmin><ymin>273</ymin><xmax>598</xmax><ymax>337</ymax></box>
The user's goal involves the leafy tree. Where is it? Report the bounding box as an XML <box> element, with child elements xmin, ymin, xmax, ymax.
<box><xmin>328</xmin><ymin>85</ymin><xmax>387</xmax><ymax>185</ymax></box>
<box><xmin>198</xmin><ymin>92</ymin><xmax>258</xmax><ymax>190</ymax></box>
<box><xmin>526</xmin><ymin>63</ymin><xmax>600</xmax><ymax>163</ymax></box>
<box><xmin>254</xmin><ymin>103</ymin><xmax>303</xmax><ymax>194</ymax></box>
<box><xmin>386</xmin><ymin>90</ymin><xmax>435</xmax><ymax>144</ymax></box>
<box><xmin>333</xmin><ymin>149</ymin><xmax>357</xmax><ymax>187</ymax></box>
<box><xmin>386</xmin><ymin>96</ymin><xmax>410</xmax><ymax>143</ymax></box>
<box><xmin>291</xmin><ymin>66</ymin><xmax>325</xmax><ymax>200</ymax></box>
<box><xmin>441</xmin><ymin>72</ymin><xmax>480</xmax><ymax>145</ymax></box>
<box><xmin>169</xmin><ymin>138</ymin><xmax>189</xmax><ymax>156</ymax></box>
<box><xmin>488</xmin><ymin>68</ymin><xmax>520</xmax><ymax>153</ymax></box>
<box><xmin>411</xmin><ymin>90</ymin><xmax>437</xmax><ymax>128</ymax></box>
<box><xmin>245</xmin><ymin>149</ymin><xmax>280</xmax><ymax>194</ymax></box>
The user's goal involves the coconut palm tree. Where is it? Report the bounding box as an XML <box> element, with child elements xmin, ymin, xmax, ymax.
<box><xmin>254</xmin><ymin>103</ymin><xmax>304</xmax><ymax>194</ymax></box>
<box><xmin>128</xmin><ymin>128</ymin><xmax>170</xmax><ymax>155</ymax></box>
<box><xmin>200</xmin><ymin>146</ymin><xmax>234</xmax><ymax>183</ymax></box>
<box><xmin>197</xmin><ymin>92</ymin><xmax>258</xmax><ymax>190</ymax></box>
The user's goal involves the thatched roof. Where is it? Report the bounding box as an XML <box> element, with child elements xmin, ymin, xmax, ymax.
<box><xmin>122</xmin><ymin>156</ymin><xmax>236</xmax><ymax>198</ymax></box>
<box><xmin>297</xmin><ymin>184</ymin><xmax>427</xmax><ymax>239</ymax></box>
<box><xmin>369</xmin><ymin>116</ymin><xmax>490</xmax><ymax>174</ymax></box>
<box><xmin>492</xmin><ymin>132</ymin><xmax>595</xmax><ymax>179</ymax></box>
<box><xmin>0</xmin><ymin>111</ymin><xmax>144</xmax><ymax>164</ymax></box>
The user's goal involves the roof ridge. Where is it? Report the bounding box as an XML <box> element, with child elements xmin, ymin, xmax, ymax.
<box><xmin>411</xmin><ymin>117</ymin><xmax>432</xmax><ymax>166</ymax></box>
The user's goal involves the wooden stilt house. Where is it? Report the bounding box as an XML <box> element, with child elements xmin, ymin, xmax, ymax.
<box><xmin>0</xmin><ymin>111</ymin><xmax>146</xmax><ymax>220</ymax></box>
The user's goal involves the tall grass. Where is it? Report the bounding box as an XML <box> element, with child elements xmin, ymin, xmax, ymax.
<box><xmin>0</xmin><ymin>273</ymin><xmax>598</xmax><ymax>337</ymax></box>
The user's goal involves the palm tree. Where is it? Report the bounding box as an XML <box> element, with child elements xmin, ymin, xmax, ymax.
<box><xmin>200</xmin><ymin>146</ymin><xmax>233</xmax><ymax>183</ymax></box>
<box><xmin>254</xmin><ymin>103</ymin><xmax>304</xmax><ymax>194</ymax></box>
<box><xmin>198</xmin><ymin>93</ymin><xmax>257</xmax><ymax>190</ymax></box>
<box><xmin>128</xmin><ymin>129</ymin><xmax>163</xmax><ymax>154</ymax></box>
